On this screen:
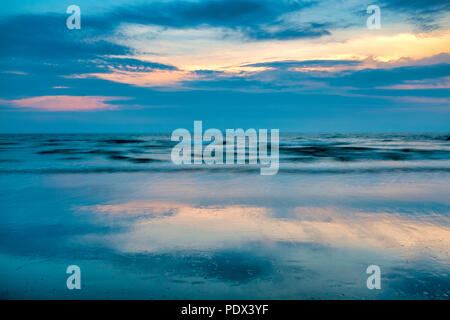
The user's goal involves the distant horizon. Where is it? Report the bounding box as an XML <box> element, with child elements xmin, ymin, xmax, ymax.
<box><xmin>1</xmin><ymin>131</ymin><xmax>449</xmax><ymax>135</ymax></box>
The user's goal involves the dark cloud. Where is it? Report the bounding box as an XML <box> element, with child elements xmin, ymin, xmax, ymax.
<box><xmin>106</xmin><ymin>0</ymin><xmax>325</xmax><ymax>41</ymax></box>
<box><xmin>110</xmin><ymin>0</ymin><xmax>450</xmax><ymax>34</ymax></box>
<box><xmin>99</xmin><ymin>57</ymin><xmax>178</xmax><ymax>72</ymax></box>
<box><xmin>328</xmin><ymin>63</ymin><xmax>450</xmax><ymax>88</ymax></box>
<box><xmin>0</xmin><ymin>13</ymin><xmax>127</xmax><ymax>80</ymax></box>
<box><xmin>242</xmin><ymin>23</ymin><xmax>330</xmax><ymax>40</ymax></box>
<box><xmin>0</xmin><ymin>14</ymin><xmax>128</xmax><ymax>60</ymax></box>
<box><xmin>0</xmin><ymin>13</ymin><xmax>177</xmax><ymax>81</ymax></box>
<box><xmin>245</xmin><ymin>59</ymin><xmax>362</xmax><ymax>69</ymax></box>
<box><xmin>113</xmin><ymin>0</ymin><xmax>306</xmax><ymax>27</ymax></box>
<box><xmin>0</xmin><ymin>1</ymin><xmax>326</xmax><ymax>78</ymax></box>
<box><xmin>385</xmin><ymin>0</ymin><xmax>450</xmax><ymax>14</ymax></box>
<box><xmin>383</xmin><ymin>0</ymin><xmax>450</xmax><ymax>30</ymax></box>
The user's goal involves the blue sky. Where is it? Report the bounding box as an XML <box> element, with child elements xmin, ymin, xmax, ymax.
<box><xmin>0</xmin><ymin>0</ymin><xmax>449</xmax><ymax>132</ymax></box>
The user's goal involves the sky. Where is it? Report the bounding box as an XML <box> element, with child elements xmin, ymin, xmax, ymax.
<box><xmin>0</xmin><ymin>0</ymin><xmax>449</xmax><ymax>133</ymax></box>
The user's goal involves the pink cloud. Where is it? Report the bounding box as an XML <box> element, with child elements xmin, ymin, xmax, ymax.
<box><xmin>70</xmin><ymin>69</ymin><xmax>196</xmax><ymax>87</ymax></box>
<box><xmin>3</xmin><ymin>95</ymin><xmax>130</xmax><ymax>111</ymax></box>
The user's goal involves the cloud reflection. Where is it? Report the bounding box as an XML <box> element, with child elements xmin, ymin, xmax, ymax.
<box><xmin>79</xmin><ymin>201</ymin><xmax>450</xmax><ymax>260</ymax></box>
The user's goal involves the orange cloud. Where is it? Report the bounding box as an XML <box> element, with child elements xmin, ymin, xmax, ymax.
<box><xmin>74</xmin><ymin>69</ymin><xmax>196</xmax><ymax>87</ymax></box>
<box><xmin>123</xmin><ymin>30</ymin><xmax>450</xmax><ymax>76</ymax></box>
<box><xmin>71</xmin><ymin>31</ymin><xmax>450</xmax><ymax>88</ymax></box>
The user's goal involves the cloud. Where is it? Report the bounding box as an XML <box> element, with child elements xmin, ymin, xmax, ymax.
<box><xmin>2</xmin><ymin>95</ymin><xmax>130</xmax><ymax>111</ymax></box>
<box><xmin>113</xmin><ymin>0</ymin><xmax>317</xmax><ymax>37</ymax></box>
<box><xmin>98</xmin><ymin>57</ymin><xmax>178</xmax><ymax>72</ymax></box>
<box><xmin>238</xmin><ymin>23</ymin><xmax>330</xmax><ymax>40</ymax></box>
<box><xmin>328</xmin><ymin>63</ymin><xmax>450</xmax><ymax>88</ymax></box>
<box><xmin>187</xmin><ymin>58</ymin><xmax>450</xmax><ymax>92</ymax></box>
<box><xmin>244</xmin><ymin>59</ymin><xmax>362</xmax><ymax>69</ymax></box>
<box><xmin>115</xmin><ymin>0</ymin><xmax>283</xmax><ymax>27</ymax></box>
<box><xmin>0</xmin><ymin>14</ymin><xmax>128</xmax><ymax>60</ymax></box>
<box><xmin>383</xmin><ymin>0</ymin><xmax>450</xmax><ymax>30</ymax></box>
<box><xmin>385</xmin><ymin>0</ymin><xmax>450</xmax><ymax>12</ymax></box>
<box><xmin>98</xmin><ymin>0</ymin><xmax>331</xmax><ymax>41</ymax></box>
<box><xmin>0</xmin><ymin>13</ymin><xmax>131</xmax><ymax>82</ymax></box>
<box><xmin>76</xmin><ymin>69</ymin><xmax>195</xmax><ymax>87</ymax></box>
<box><xmin>0</xmin><ymin>2</ymin><xmax>449</xmax><ymax>131</ymax></box>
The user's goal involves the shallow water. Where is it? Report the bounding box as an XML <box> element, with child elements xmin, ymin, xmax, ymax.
<box><xmin>0</xmin><ymin>133</ymin><xmax>449</xmax><ymax>299</ymax></box>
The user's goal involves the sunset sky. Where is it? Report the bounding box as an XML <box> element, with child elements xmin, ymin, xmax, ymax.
<box><xmin>0</xmin><ymin>0</ymin><xmax>449</xmax><ymax>132</ymax></box>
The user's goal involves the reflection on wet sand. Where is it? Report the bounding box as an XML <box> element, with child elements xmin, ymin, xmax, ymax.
<box><xmin>79</xmin><ymin>201</ymin><xmax>450</xmax><ymax>261</ymax></box>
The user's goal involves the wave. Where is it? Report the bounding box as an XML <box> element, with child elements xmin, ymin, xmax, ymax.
<box><xmin>0</xmin><ymin>133</ymin><xmax>449</xmax><ymax>174</ymax></box>
<box><xmin>279</xmin><ymin>145</ymin><xmax>450</xmax><ymax>161</ymax></box>
<box><xmin>1</xmin><ymin>166</ymin><xmax>450</xmax><ymax>175</ymax></box>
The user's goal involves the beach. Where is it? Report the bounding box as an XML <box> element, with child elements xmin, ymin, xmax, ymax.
<box><xmin>0</xmin><ymin>133</ymin><xmax>449</xmax><ymax>299</ymax></box>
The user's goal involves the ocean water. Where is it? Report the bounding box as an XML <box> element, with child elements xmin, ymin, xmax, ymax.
<box><xmin>0</xmin><ymin>133</ymin><xmax>449</xmax><ymax>299</ymax></box>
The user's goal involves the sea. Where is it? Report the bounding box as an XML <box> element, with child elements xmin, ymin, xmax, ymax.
<box><xmin>0</xmin><ymin>133</ymin><xmax>449</xmax><ymax>299</ymax></box>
